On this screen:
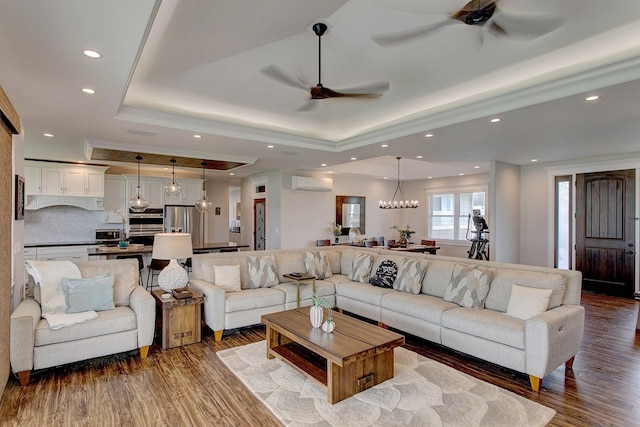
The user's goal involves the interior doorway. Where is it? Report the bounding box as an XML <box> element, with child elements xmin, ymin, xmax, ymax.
<box><xmin>575</xmin><ymin>169</ymin><xmax>636</xmax><ymax>298</ymax></box>
<box><xmin>254</xmin><ymin>198</ymin><xmax>265</xmax><ymax>250</ymax></box>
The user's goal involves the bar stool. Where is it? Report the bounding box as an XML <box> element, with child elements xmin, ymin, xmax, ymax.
<box><xmin>146</xmin><ymin>259</ymin><xmax>170</xmax><ymax>291</ymax></box>
<box><xmin>116</xmin><ymin>254</ymin><xmax>144</xmax><ymax>287</ymax></box>
<box><xmin>182</xmin><ymin>249</ymin><xmax>209</xmax><ymax>273</ymax></box>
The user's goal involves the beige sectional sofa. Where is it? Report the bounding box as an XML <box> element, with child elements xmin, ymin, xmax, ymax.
<box><xmin>190</xmin><ymin>246</ymin><xmax>584</xmax><ymax>391</ymax></box>
<box><xmin>10</xmin><ymin>259</ymin><xmax>155</xmax><ymax>385</ymax></box>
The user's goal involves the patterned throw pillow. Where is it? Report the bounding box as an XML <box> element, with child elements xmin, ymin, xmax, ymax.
<box><xmin>369</xmin><ymin>260</ymin><xmax>398</xmax><ymax>288</ymax></box>
<box><xmin>246</xmin><ymin>255</ymin><xmax>279</xmax><ymax>288</ymax></box>
<box><xmin>394</xmin><ymin>258</ymin><xmax>427</xmax><ymax>294</ymax></box>
<box><xmin>303</xmin><ymin>251</ymin><xmax>333</xmax><ymax>279</ymax></box>
<box><xmin>444</xmin><ymin>263</ymin><xmax>494</xmax><ymax>309</ymax></box>
<box><xmin>348</xmin><ymin>252</ymin><xmax>374</xmax><ymax>283</ymax></box>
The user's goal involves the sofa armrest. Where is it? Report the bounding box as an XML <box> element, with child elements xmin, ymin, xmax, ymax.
<box><xmin>10</xmin><ymin>299</ymin><xmax>41</xmax><ymax>374</ymax></box>
<box><xmin>190</xmin><ymin>278</ymin><xmax>226</xmax><ymax>332</ymax></box>
<box><xmin>128</xmin><ymin>286</ymin><xmax>155</xmax><ymax>347</ymax></box>
<box><xmin>525</xmin><ymin>304</ymin><xmax>585</xmax><ymax>378</ymax></box>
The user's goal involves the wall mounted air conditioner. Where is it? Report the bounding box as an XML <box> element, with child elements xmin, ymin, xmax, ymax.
<box><xmin>291</xmin><ymin>176</ymin><xmax>333</xmax><ymax>192</ymax></box>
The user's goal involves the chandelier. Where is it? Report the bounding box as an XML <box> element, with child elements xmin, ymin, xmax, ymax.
<box><xmin>379</xmin><ymin>157</ymin><xmax>419</xmax><ymax>209</ymax></box>
<box><xmin>195</xmin><ymin>162</ymin><xmax>212</xmax><ymax>213</ymax></box>
<box><xmin>164</xmin><ymin>158</ymin><xmax>182</xmax><ymax>197</ymax></box>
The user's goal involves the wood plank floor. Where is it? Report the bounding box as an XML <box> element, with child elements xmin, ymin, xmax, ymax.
<box><xmin>0</xmin><ymin>291</ymin><xmax>638</xmax><ymax>426</ymax></box>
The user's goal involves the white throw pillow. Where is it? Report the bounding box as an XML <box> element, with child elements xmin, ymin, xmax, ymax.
<box><xmin>213</xmin><ymin>265</ymin><xmax>242</xmax><ymax>292</ymax></box>
<box><xmin>506</xmin><ymin>284</ymin><xmax>553</xmax><ymax>320</ymax></box>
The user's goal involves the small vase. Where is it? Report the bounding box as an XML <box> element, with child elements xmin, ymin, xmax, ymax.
<box><xmin>334</xmin><ymin>236</ymin><xmax>339</xmax><ymax>244</ymax></box>
<box><xmin>322</xmin><ymin>319</ymin><xmax>335</xmax><ymax>333</ymax></box>
<box><xmin>310</xmin><ymin>305</ymin><xmax>323</xmax><ymax>328</ymax></box>
<box><xmin>398</xmin><ymin>236</ymin><xmax>408</xmax><ymax>247</ymax></box>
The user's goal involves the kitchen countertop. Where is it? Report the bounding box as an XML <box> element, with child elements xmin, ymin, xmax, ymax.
<box><xmin>87</xmin><ymin>242</ymin><xmax>249</xmax><ymax>256</ymax></box>
<box><xmin>25</xmin><ymin>241</ymin><xmax>99</xmax><ymax>248</ymax></box>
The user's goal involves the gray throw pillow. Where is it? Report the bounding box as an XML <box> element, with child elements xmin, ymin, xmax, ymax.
<box><xmin>246</xmin><ymin>255</ymin><xmax>279</xmax><ymax>288</ymax></box>
<box><xmin>303</xmin><ymin>251</ymin><xmax>333</xmax><ymax>279</ymax></box>
<box><xmin>444</xmin><ymin>263</ymin><xmax>494</xmax><ymax>309</ymax></box>
<box><xmin>394</xmin><ymin>258</ymin><xmax>427</xmax><ymax>294</ymax></box>
<box><xmin>348</xmin><ymin>252</ymin><xmax>374</xmax><ymax>283</ymax></box>
<box><xmin>61</xmin><ymin>274</ymin><xmax>115</xmax><ymax>313</ymax></box>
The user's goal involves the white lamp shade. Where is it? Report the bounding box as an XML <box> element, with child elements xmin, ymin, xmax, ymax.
<box><xmin>152</xmin><ymin>233</ymin><xmax>193</xmax><ymax>260</ymax></box>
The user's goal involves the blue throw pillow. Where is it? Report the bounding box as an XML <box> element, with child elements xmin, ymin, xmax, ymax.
<box><xmin>61</xmin><ymin>274</ymin><xmax>115</xmax><ymax>313</ymax></box>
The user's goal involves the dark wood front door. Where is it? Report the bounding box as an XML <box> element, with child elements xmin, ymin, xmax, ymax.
<box><xmin>575</xmin><ymin>170</ymin><xmax>635</xmax><ymax>298</ymax></box>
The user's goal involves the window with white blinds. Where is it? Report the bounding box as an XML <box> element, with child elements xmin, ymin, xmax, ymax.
<box><xmin>428</xmin><ymin>190</ymin><xmax>486</xmax><ymax>241</ymax></box>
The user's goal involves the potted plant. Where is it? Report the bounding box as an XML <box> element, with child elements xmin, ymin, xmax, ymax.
<box><xmin>310</xmin><ymin>293</ymin><xmax>331</xmax><ymax>328</ymax></box>
<box><xmin>390</xmin><ymin>224</ymin><xmax>415</xmax><ymax>247</ymax></box>
<box><xmin>331</xmin><ymin>222</ymin><xmax>342</xmax><ymax>244</ymax></box>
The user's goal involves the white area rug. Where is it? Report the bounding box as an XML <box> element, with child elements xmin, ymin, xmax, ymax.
<box><xmin>217</xmin><ymin>341</ymin><xmax>555</xmax><ymax>426</ymax></box>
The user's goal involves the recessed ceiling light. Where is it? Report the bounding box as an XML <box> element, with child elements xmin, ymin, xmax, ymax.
<box><xmin>163</xmin><ymin>167</ymin><xmax>169</xmax><ymax>170</ymax></box>
<box><xmin>383</xmin><ymin>177</ymin><xmax>388</xmax><ymax>180</ymax></box>
<box><xmin>416</xmin><ymin>155</ymin><xmax>423</xmax><ymax>159</ymax></box>
<box><xmin>459</xmin><ymin>173</ymin><xmax>465</xmax><ymax>176</ymax></box>
<box><xmin>82</xmin><ymin>88</ymin><xmax>96</xmax><ymax>94</ymax></box>
<box><xmin>321</xmin><ymin>163</ymin><xmax>327</xmax><ymax>167</ymax></box>
<box><xmin>83</xmin><ymin>50</ymin><xmax>101</xmax><ymax>58</ymax></box>
<box><xmin>193</xmin><ymin>134</ymin><xmax>202</xmax><ymax>138</ymax></box>
<box><xmin>381</xmin><ymin>144</ymin><xmax>388</xmax><ymax>148</ymax></box>
<box><xmin>328</xmin><ymin>171</ymin><xmax>334</xmax><ymax>174</ymax></box>
<box><xmin>490</xmin><ymin>118</ymin><xmax>501</xmax><ymax>123</ymax></box>
<box><xmin>428</xmin><ymin>176</ymin><xmax>433</xmax><ymax>179</ymax></box>
<box><xmin>474</xmin><ymin>165</ymin><xmax>480</xmax><ymax>169</ymax></box>
<box><xmin>424</xmin><ymin>133</ymin><xmax>434</xmax><ymax>138</ymax></box>
<box><xmin>267</xmin><ymin>145</ymin><xmax>275</xmax><ymax>148</ymax></box>
<box><xmin>531</xmin><ymin>159</ymin><xmax>538</xmax><ymax>162</ymax></box>
<box><xmin>43</xmin><ymin>133</ymin><xmax>54</xmax><ymax>137</ymax></box>
<box><xmin>585</xmin><ymin>95</ymin><xmax>600</xmax><ymax>101</ymax></box>
<box><xmin>350</xmin><ymin>157</ymin><xmax>357</xmax><ymax>161</ymax></box>
<box><xmin>229</xmin><ymin>172</ymin><xmax>235</xmax><ymax>176</ymax></box>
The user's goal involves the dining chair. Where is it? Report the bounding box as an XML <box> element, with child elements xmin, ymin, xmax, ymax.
<box><xmin>316</xmin><ymin>239</ymin><xmax>331</xmax><ymax>246</ymax></box>
<box><xmin>146</xmin><ymin>258</ymin><xmax>170</xmax><ymax>291</ymax></box>
<box><xmin>421</xmin><ymin>239</ymin><xmax>436</xmax><ymax>246</ymax></box>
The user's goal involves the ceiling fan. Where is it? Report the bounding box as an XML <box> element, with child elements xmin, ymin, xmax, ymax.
<box><xmin>261</xmin><ymin>22</ymin><xmax>390</xmax><ymax>111</ymax></box>
<box><xmin>372</xmin><ymin>0</ymin><xmax>565</xmax><ymax>46</ymax></box>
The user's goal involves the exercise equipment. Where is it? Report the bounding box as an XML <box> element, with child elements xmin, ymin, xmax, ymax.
<box><xmin>466</xmin><ymin>210</ymin><xmax>490</xmax><ymax>260</ymax></box>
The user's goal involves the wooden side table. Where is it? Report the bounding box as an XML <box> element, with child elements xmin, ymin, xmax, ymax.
<box><xmin>152</xmin><ymin>289</ymin><xmax>204</xmax><ymax>350</ymax></box>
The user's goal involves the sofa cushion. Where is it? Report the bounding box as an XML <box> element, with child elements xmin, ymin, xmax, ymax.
<box><xmin>303</xmin><ymin>251</ymin><xmax>333</xmax><ymax>279</ymax></box>
<box><xmin>382</xmin><ymin>292</ymin><xmax>458</xmax><ymax>324</ymax></box>
<box><xmin>369</xmin><ymin>260</ymin><xmax>397</xmax><ymax>288</ymax></box>
<box><xmin>421</xmin><ymin>260</ymin><xmax>456</xmax><ymax>298</ymax></box>
<box><xmin>62</xmin><ymin>274</ymin><xmax>115</xmax><ymax>313</ymax></box>
<box><xmin>75</xmin><ymin>260</ymin><xmax>137</xmax><ymax>307</ymax></box>
<box><xmin>273</xmin><ymin>251</ymin><xmax>306</xmax><ymax>282</ymax></box>
<box><xmin>246</xmin><ymin>255</ymin><xmax>279</xmax><ymax>288</ymax></box>
<box><xmin>324</xmin><ymin>274</ymin><xmax>351</xmax><ymax>286</ymax></box>
<box><xmin>335</xmin><ymin>281</ymin><xmax>395</xmax><ymax>306</ymax></box>
<box><xmin>224</xmin><ymin>288</ymin><xmax>285</xmax><ymax>312</ymax></box>
<box><xmin>35</xmin><ymin>306</ymin><xmax>136</xmax><ymax>346</ymax></box>
<box><xmin>348</xmin><ymin>252</ymin><xmax>374</xmax><ymax>283</ymax></box>
<box><xmin>506</xmin><ymin>284</ymin><xmax>553</xmax><ymax>320</ymax></box>
<box><xmin>484</xmin><ymin>269</ymin><xmax>567</xmax><ymax>312</ymax></box>
<box><xmin>444</xmin><ymin>263</ymin><xmax>494</xmax><ymax>309</ymax></box>
<box><xmin>214</xmin><ymin>265</ymin><xmax>242</xmax><ymax>292</ymax></box>
<box><xmin>394</xmin><ymin>258</ymin><xmax>428</xmax><ymax>294</ymax></box>
<box><xmin>442</xmin><ymin>307</ymin><xmax>525</xmax><ymax>350</ymax></box>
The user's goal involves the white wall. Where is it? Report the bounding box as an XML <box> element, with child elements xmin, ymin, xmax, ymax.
<box><xmin>206</xmin><ymin>179</ymin><xmax>231</xmax><ymax>242</ymax></box>
<box><xmin>520</xmin><ymin>164</ymin><xmax>550</xmax><ymax>266</ymax></box>
<box><xmin>490</xmin><ymin>161</ymin><xmax>521</xmax><ymax>263</ymax></box>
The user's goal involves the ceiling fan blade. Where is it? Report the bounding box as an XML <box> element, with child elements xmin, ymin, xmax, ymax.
<box><xmin>260</xmin><ymin>65</ymin><xmax>309</xmax><ymax>91</ymax></box>
<box><xmin>333</xmin><ymin>81</ymin><xmax>390</xmax><ymax>97</ymax></box>
<box><xmin>492</xmin><ymin>10</ymin><xmax>565</xmax><ymax>41</ymax></box>
<box><xmin>296</xmin><ymin>100</ymin><xmax>319</xmax><ymax>112</ymax></box>
<box><xmin>372</xmin><ymin>19</ymin><xmax>457</xmax><ymax>46</ymax></box>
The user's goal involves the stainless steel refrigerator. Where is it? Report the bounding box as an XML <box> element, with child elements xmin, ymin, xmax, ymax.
<box><xmin>164</xmin><ymin>204</ymin><xmax>205</xmax><ymax>247</ymax></box>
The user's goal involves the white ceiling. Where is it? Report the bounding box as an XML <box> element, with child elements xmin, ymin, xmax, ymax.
<box><xmin>1</xmin><ymin>0</ymin><xmax>640</xmax><ymax>181</ymax></box>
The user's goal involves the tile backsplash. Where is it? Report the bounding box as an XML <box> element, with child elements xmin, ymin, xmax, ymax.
<box><xmin>24</xmin><ymin>206</ymin><xmax>117</xmax><ymax>244</ymax></box>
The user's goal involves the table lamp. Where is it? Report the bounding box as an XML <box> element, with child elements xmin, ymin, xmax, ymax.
<box><xmin>152</xmin><ymin>233</ymin><xmax>193</xmax><ymax>292</ymax></box>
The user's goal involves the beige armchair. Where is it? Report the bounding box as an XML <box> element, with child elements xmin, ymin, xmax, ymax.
<box><xmin>10</xmin><ymin>259</ymin><xmax>155</xmax><ymax>385</ymax></box>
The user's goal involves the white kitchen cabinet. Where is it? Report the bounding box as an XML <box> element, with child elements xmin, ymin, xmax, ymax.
<box><xmin>164</xmin><ymin>179</ymin><xmax>202</xmax><ymax>205</ymax></box>
<box><xmin>24</xmin><ymin>166</ymin><xmax>42</xmax><ymax>195</ymax></box>
<box><xmin>103</xmin><ymin>175</ymin><xmax>127</xmax><ymax>222</ymax></box>
<box><xmin>36</xmin><ymin>246</ymin><xmax>92</xmax><ymax>262</ymax></box>
<box><xmin>126</xmin><ymin>177</ymin><xmax>165</xmax><ymax>208</ymax></box>
<box><xmin>25</xmin><ymin>161</ymin><xmax>107</xmax><ymax>197</ymax></box>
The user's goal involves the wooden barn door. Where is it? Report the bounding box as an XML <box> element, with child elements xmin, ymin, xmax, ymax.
<box><xmin>575</xmin><ymin>170</ymin><xmax>635</xmax><ymax>298</ymax></box>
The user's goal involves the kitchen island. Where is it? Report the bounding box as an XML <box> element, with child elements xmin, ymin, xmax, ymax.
<box><xmin>87</xmin><ymin>242</ymin><xmax>249</xmax><ymax>257</ymax></box>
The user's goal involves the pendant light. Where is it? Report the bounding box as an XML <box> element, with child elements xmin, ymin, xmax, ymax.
<box><xmin>379</xmin><ymin>157</ymin><xmax>419</xmax><ymax>209</ymax></box>
<box><xmin>164</xmin><ymin>158</ymin><xmax>182</xmax><ymax>196</ymax></box>
<box><xmin>195</xmin><ymin>161</ymin><xmax>212</xmax><ymax>213</ymax></box>
<box><xmin>129</xmin><ymin>155</ymin><xmax>149</xmax><ymax>212</ymax></box>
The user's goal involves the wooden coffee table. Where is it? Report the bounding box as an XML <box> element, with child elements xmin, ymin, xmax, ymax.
<box><xmin>261</xmin><ymin>307</ymin><xmax>405</xmax><ymax>404</ymax></box>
